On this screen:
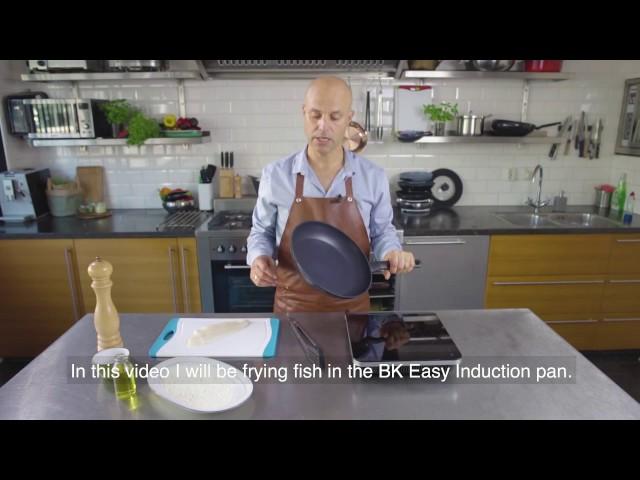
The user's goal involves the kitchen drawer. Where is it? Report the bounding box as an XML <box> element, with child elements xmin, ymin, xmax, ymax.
<box><xmin>595</xmin><ymin>315</ymin><xmax>640</xmax><ymax>350</ymax></box>
<box><xmin>485</xmin><ymin>275</ymin><xmax>605</xmax><ymax>316</ymax></box>
<box><xmin>602</xmin><ymin>276</ymin><xmax>640</xmax><ymax>313</ymax></box>
<box><xmin>396</xmin><ymin>236</ymin><xmax>489</xmax><ymax>310</ymax></box>
<box><xmin>608</xmin><ymin>235</ymin><xmax>640</xmax><ymax>274</ymax></box>
<box><xmin>543</xmin><ymin>315</ymin><xmax>600</xmax><ymax>351</ymax></box>
<box><xmin>488</xmin><ymin>234</ymin><xmax>611</xmax><ymax>276</ymax></box>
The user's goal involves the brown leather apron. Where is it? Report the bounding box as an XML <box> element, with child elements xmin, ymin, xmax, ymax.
<box><xmin>274</xmin><ymin>172</ymin><xmax>371</xmax><ymax>313</ymax></box>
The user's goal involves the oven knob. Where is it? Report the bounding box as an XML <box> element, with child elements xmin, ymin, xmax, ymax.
<box><xmin>81</xmin><ymin>122</ymin><xmax>90</xmax><ymax>129</ymax></box>
<box><xmin>216</xmin><ymin>245</ymin><xmax>225</xmax><ymax>253</ymax></box>
<box><xmin>241</xmin><ymin>245</ymin><xmax>247</xmax><ymax>253</ymax></box>
<box><xmin>228</xmin><ymin>245</ymin><xmax>236</xmax><ymax>253</ymax></box>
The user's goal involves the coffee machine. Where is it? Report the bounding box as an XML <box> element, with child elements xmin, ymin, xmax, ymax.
<box><xmin>0</xmin><ymin>168</ymin><xmax>51</xmax><ymax>222</ymax></box>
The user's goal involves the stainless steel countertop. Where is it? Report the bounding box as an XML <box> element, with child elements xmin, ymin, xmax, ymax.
<box><xmin>1</xmin><ymin>310</ymin><xmax>639</xmax><ymax>419</ymax></box>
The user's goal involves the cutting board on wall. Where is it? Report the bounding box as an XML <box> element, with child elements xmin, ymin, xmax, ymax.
<box><xmin>149</xmin><ymin>317</ymin><xmax>281</xmax><ymax>358</ymax></box>
<box><xmin>76</xmin><ymin>166</ymin><xmax>104</xmax><ymax>204</ymax></box>
<box><xmin>394</xmin><ymin>85</ymin><xmax>433</xmax><ymax>132</ymax></box>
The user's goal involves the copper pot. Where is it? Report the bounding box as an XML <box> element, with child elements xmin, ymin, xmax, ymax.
<box><xmin>344</xmin><ymin>121</ymin><xmax>368</xmax><ymax>153</ymax></box>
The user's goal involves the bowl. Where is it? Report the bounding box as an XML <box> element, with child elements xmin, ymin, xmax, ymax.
<box><xmin>468</xmin><ymin>60</ymin><xmax>515</xmax><ymax>72</ymax></box>
<box><xmin>163</xmin><ymin>199</ymin><xmax>196</xmax><ymax>214</ymax></box>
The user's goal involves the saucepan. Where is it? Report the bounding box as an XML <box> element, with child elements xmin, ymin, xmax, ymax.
<box><xmin>344</xmin><ymin>121</ymin><xmax>368</xmax><ymax>153</ymax></box>
<box><xmin>291</xmin><ymin>221</ymin><xmax>420</xmax><ymax>299</ymax></box>
<box><xmin>456</xmin><ymin>114</ymin><xmax>492</xmax><ymax>136</ymax></box>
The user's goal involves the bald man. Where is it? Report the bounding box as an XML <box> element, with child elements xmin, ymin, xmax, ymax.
<box><xmin>247</xmin><ymin>76</ymin><xmax>415</xmax><ymax>313</ymax></box>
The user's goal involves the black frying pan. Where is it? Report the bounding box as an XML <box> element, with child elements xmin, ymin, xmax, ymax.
<box><xmin>291</xmin><ymin>221</ymin><xmax>419</xmax><ymax>299</ymax></box>
<box><xmin>490</xmin><ymin>119</ymin><xmax>562</xmax><ymax>137</ymax></box>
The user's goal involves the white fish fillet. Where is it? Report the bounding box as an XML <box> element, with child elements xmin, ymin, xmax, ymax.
<box><xmin>187</xmin><ymin>319</ymin><xmax>250</xmax><ymax>347</ymax></box>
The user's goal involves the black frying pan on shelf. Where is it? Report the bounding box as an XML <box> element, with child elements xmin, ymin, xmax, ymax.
<box><xmin>490</xmin><ymin>119</ymin><xmax>562</xmax><ymax>137</ymax></box>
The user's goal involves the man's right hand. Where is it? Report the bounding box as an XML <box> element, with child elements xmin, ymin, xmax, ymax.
<box><xmin>250</xmin><ymin>255</ymin><xmax>278</xmax><ymax>287</ymax></box>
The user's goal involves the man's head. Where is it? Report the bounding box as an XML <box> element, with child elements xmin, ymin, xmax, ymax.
<box><xmin>302</xmin><ymin>76</ymin><xmax>353</xmax><ymax>156</ymax></box>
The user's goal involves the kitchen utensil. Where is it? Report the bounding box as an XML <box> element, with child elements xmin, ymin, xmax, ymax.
<box><xmin>376</xmin><ymin>87</ymin><xmax>383</xmax><ymax>140</ymax></box>
<box><xmin>396</xmin><ymin>190</ymin><xmax>431</xmax><ymax>201</ymax></box>
<box><xmin>564</xmin><ymin>121</ymin><xmax>575</xmax><ymax>155</ymax></box>
<box><xmin>490</xmin><ymin>119</ymin><xmax>563</xmax><ymax>137</ymax></box>
<box><xmin>595</xmin><ymin>120</ymin><xmax>603</xmax><ymax>158</ymax></box>
<box><xmin>289</xmin><ymin>318</ymin><xmax>325</xmax><ymax>369</ymax></box>
<box><xmin>524</xmin><ymin>60</ymin><xmax>563</xmax><ymax>72</ymax></box>
<box><xmin>576</xmin><ymin>111</ymin><xmax>585</xmax><ymax>153</ymax></box>
<box><xmin>291</xmin><ymin>221</ymin><xmax>420</xmax><ymax>299</ymax></box>
<box><xmin>147</xmin><ymin>357</ymin><xmax>254</xmax><ymax>413</ymax></box>
<box><xmin>163</xmin><ymin>198</ymin><xmax>196</xmax><ymax>214</ymax></box>
<box><xmin>149</xmin><ymin>317</ymin><xmax>280</xmax><ymax>358</ymax></box>
<box><xmin>396</xmin><ymin>198</ymin><xmax>434</xmax><ymax>210</ymax></box>
<box><xmin>249</xmin><ymin>175</ymin><xmax>260</xmax><ymax>195</ymax></box>
<box><xmin>394</xmin><ymin>85</ymin><xmax>432</xmax><ymax>133</ymax></box>
<box><xmin>396</xmin><ymin>130</ymin><xmax>428</xmax><ymax>142</ymax></box>
<box><xmin>430</xmin><ymin>168</ymin><xmax>463</xmax><ymax>206</ymax></box>
<box><xmin>400</xmin><ymin>171</ymin><xmax>433</xmax><ymax>182</ymax></box>
<box><xmin>205</xmin><ymin>164</ymin><xmax>216</xmax><ymax>183</ymax></box>
<box><xmin>549</xmin><ymin>116</ymin><xmax>573</xmax><ymax>160</ymax></box>
<box><xmin>365</xmin><ymin>91</ymin><xmax>371</xmax><ymax>134</ymax></box>
<box><xmin>344</xmin><ymin>121</ymin><xmax>368</xmax><ymax>153</ymax></box>
<box><xmin>467</xmin><ymin>60</ymin><xmax>515</xmax><ymax>72</ymax></box>
<box><xmin>456</xmin><ymin>113</ymin><xmax>491</xmax><ymax>136</ymax></box>
<box><xmin>76</xmin><ymin>166</ymin><xmax>104</xmax><ymax>204</ymax></box>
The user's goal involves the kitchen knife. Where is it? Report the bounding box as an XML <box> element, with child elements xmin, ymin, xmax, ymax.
<box><xmin>587</xmin><ymin>125</ymin><xmax>594</xmax><ymax>159</ymax></box>
<box><xmin>575</xmin><ymin>111</ymin><xmax>584</xmax><ymax>150</ymax></box>
<box><xmin>549</xmin><ymin>116</ymin><xmax>572</xmax><ymax>160</ymax></box>
<box><xmin>564</xmin><ymin>121</ymin><xmax>574</xmax><ymax>155</ymax></box>
<box><xmin>595</xmin><ymin>120</ymin><xmax>603</xmax><ymax>158</ymax></box>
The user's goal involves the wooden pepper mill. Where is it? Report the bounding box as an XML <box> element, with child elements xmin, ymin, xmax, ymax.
<box><xmin>88</xmin><ymin>257</ymin><xmax>123</xmax><ymax>351</ymax></box>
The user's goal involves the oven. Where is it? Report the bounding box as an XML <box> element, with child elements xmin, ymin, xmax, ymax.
<box><xmin>196</xmin><ymin>210</ymin><xmax>402</xmax><ymax>314</ymax></box>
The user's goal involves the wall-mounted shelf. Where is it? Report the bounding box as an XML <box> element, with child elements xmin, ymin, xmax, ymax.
<box><xmin>413</xmin><ymin>135</ymin><xmax>564</xmax><ymax>144</ymax></box>
<box><xmin>21</xmin><ymin>71</ymin><xmax>202</xmax><ymax>82</ymax></box>
<box><xmin>27</xmin><ymin>131</ymin><xmax>210</xmax><ymax>147</ymax></box>
<box><xmin>401</xmin><ymin>70</ymin><xmax>575</xmax><ymax>81</ymax></box>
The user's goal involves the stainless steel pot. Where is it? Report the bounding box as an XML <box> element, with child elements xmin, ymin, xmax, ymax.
<box><xmin>456</xmin><ymin>114</ymin><xmax>491</xmax><ymax>136</ymax></box>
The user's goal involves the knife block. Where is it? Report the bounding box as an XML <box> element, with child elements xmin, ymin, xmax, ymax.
<box><xmin>218</xmin><ymin>169</ymin><xmax>235</xmax><ymax>198</ymax></box>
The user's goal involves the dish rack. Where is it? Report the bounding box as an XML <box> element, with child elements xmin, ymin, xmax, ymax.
<box><xmin>156</xmin><ymin>211</ymin><xmax>211</xmax><ymax>231</ymax></box>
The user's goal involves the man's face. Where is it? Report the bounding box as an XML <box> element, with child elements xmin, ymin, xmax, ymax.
<box><xmin>302</xmin><ymin>84</ymin><xmax>353</xmax><ymax>155</ymax></box>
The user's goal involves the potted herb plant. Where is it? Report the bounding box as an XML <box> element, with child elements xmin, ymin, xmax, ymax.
<box><xmin>100</xmin><ymin>99</ymin><xmax>137</xmax><ymax>138</ymax></box>
<box><xmin>126</xmin><ymin>111</ymin><xmax>161</xmax><ymax>146</ymax></box>
<box><xmin>423</xmin><ymin>102</ymin><xmax>459</xmax><ymax>136</ymax></box>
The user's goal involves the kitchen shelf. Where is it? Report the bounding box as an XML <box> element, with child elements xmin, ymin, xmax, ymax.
<box><xmin>21</xmin><ymin>71</ymin><xmax>203</xmax><ymax>82</ymax></box>
<box><xmin>27</xmin><ymin>131</ymin><xmax>211</xmax><ymax>147</ymax></box>
<box><xmin>413</xmin><ymin>135</ymin><xmax>565</xmax><ymax>144</ymax></box>
<box><xmin>401</xmin><ymin>71</ymin><xmax>575</xmax><ymax>81</ymax></box>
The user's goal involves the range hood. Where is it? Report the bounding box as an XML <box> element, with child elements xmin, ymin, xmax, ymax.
<box><xmin>200</xmin><ymin>60</ymin><xmax>401</xmax><ymax>78</ymax></box>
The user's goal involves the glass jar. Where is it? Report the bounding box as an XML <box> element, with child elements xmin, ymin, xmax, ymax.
<box><xmin>112</xmin><ymin>353</ymin><xmax>137</xmax><ymax>400</ymax></box>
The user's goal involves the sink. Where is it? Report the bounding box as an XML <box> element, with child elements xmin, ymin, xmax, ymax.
<box><xmin>494</xmin><ymin>213</ymin><xmax>558</xmax><ymax>227</ymax></box>
<box><xmin>495</xmin><ymin>212</ymin><xmax>621</xmax><ymax>228</ymax></box>
<box><xmin>547</xmin><ymin>213</ymin><xmax>620</xmax><ymax>227</ymax></box>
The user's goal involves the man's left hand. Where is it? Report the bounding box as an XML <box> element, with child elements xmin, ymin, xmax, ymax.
<box><xmin>382</xmin><ymin>250</ymin><xmax>416</xmax><ymax>280</ymax></box>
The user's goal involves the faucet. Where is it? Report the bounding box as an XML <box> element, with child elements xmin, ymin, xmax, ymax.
<box><xmin>527</xmin><ymin>164</ymin><xmax>550</xmax><ymax>214</ymax></box>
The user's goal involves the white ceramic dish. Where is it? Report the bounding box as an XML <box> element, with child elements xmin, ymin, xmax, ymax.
<box><xmin>147</xmin><ymin>356</ymin><xmax>253</xmax><ymax>413</ymax></box>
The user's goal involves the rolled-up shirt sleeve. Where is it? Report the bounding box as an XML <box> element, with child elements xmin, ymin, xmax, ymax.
<box><xmin>369</xmin><ymin>173</ymin><xmax>402</xmax><ymax>260</ymax></box>
<box><xmin>246</xmin><ymin>167</ymin><xmax>277</xmax><ymax>266</ymax></box>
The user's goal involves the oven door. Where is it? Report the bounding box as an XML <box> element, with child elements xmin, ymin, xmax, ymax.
<box><xmin>212</xmin><ymin>261</ymin><xmax>275</xmax><ymax>313</ymax></box>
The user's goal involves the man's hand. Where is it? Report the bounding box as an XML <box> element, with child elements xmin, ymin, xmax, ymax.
<box><xmin>382</xmin><ymin>250</ymin><xmax>415</xmax><ymax>280</ymax></box>
<box><xmin>250</xmin><ymin>255</ymin><xmax>278</xmax><ymax>287</ymax></box>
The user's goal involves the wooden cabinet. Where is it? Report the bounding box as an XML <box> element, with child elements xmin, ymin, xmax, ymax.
<box><xmin>177</xmin><ymin>238</ymin><xmax>201</xmax><ymax>313</ymax></box>
<box><xmin>74</xmin><ymin>237</ymin><xmax>201</xmax><ymax>315</ymax></box>
<box><xmin>0</xmin><ymin>239</ymin><xmax>82</xmax><ymax>356</ymax></box>
<box><xmin>596</xmin><ymin>234</ymin><xmax>640</xmax><ymax>349</ymax></box>
<box><xmin>486</xmin><ymin>233</ymin><xmax>640</xmax><ymax>350</ymax></box>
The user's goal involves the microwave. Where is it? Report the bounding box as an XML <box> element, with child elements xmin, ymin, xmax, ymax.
<box><xmin>615</xmin><ymin>77</ymin><xmax>640</xmax><ymax>156</ymax></box>
<box><xmin>27</xmin><ymin>60</ymin><xmax>104</xmax><ymax>72</ymax></box>
<box><xmin>17</xmin><ymin>98</ymin><xmax>112</xmax><ymax>139</ymax></box>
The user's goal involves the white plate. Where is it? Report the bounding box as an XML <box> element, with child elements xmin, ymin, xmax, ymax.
<box><xmin>147</xmin><ymin>357</ymin><xmax>253</xmax><ymax>413</ymax></box>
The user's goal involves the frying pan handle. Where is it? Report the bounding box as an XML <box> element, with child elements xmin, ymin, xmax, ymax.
<box><xmin>535</xmin><ymin>122</ymin><xmax>562</xmax><ymax>130</ymax></box>
<box><xmin>370</xmin><ymin>259</ymin><xmax>422</xmax><ymax>272</ymax></box>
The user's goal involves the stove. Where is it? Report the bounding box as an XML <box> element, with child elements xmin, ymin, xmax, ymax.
<box><xmin>155</xmin><ymin>210</ymin><xmax>212</xmax><ymax>232</ymax></box>
<box><xmin>206</xmin><ymin>210</ymin><xmax>253</xmax><ymax>232</ymax></box>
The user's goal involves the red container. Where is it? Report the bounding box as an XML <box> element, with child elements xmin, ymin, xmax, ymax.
<box><xmin>524</xmin><ymin>60</ymin><xmax>563</xmax><ymax>72</ymax></box>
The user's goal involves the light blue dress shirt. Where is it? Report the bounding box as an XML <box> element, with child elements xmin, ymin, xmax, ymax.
<box><xmin>246</xmin><ymin>147</ymin><xmax>402</xmax><ymax>266</ymax></box>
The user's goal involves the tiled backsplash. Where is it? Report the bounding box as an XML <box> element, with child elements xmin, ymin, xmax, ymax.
<box><xmin>1</xmin><ymin>60</ymin><xmax>639</xmax><ymax>209</ymax></box>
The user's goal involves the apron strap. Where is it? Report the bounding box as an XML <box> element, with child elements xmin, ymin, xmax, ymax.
<box><xmin>295</xmin><ymin>173</ymin><xmax>304</xmax><ymax>202</ymax></box>
<box><xmin>345</xmin><ymin>176</ymin><xmax>354</xmax><ymax>202</ymax></box>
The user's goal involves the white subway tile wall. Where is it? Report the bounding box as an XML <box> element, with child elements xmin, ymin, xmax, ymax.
<box><xmin>1</xmin><ymin>60</ymin><xmax>639</xmax><ymax>209</ymax></box>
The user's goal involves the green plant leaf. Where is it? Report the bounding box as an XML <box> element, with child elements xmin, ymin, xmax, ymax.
<box><xmin>126</xmin><ymin>112</ymin><xmax>161</xmax><ymax>146</ymax></box>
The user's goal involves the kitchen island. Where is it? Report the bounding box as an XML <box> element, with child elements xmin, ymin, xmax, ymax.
<box><xmin>1</xmin><ymin>309</ymin><xmax>638</xmax><ymax>420</ymax></box>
